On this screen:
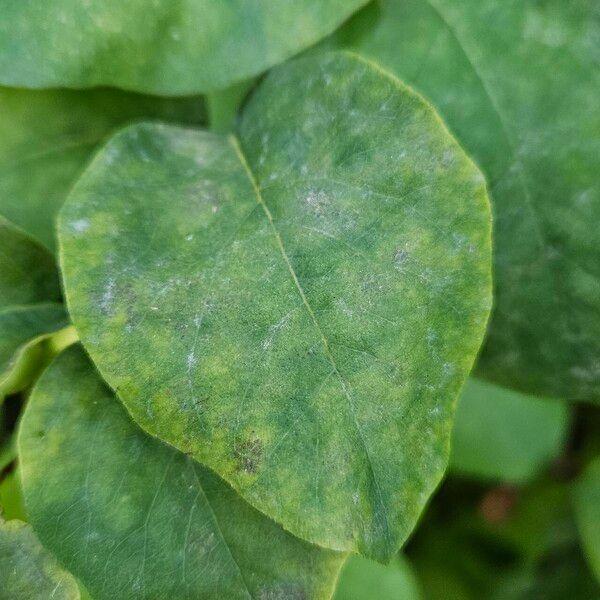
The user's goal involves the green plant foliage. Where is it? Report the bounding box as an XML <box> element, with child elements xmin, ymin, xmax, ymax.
<box><xmin>330</xmin><ymin>0</ymin><xmax>600</xmax><ymax>401</ymax></box>
<box><xmin>0</xmin><ymin>87</ymin><xmax>206</xmax><ymax>251</ymax></box>
<box><xmin>0</xmin><ymin>470</ymin><xmax>26</xmax><ymax>521</ymax></box>
<box><xmin>573</xmin><ymin>458</ymin><xmax>600</xmax><ymax>582</ymax></box>
<box><xmin>19</xmin><ymin>346</ymin><xmax>345</xmax><ymax>600</ymax></box>
<box><xmin>59</xmin><ymin>51</ymin><xmax>492</xmax><ymax>561</ymax></box>
<box><xmin>451</xmin><ymin>378</ymin><xmax>571</xmax><ymax>483</ymax></box>
<box><xmin>0</xmin><ymin>0</ymin><xmax>368</xmax><ymax>95</ymax></box>
<box><xmin>0</xmin><ymin>516</ymin><xmax>80</xmax><ymax>600</ymax></box>
<box><xmin>0</xmin><ymin>304</ymin><xmax>71</xmax><ymax>399</ymax></box>
<box><xmin>407</xmin><ymin>479</ymin><xmax>600</xmax><ymax>600</ymax></box>
<box><xmin>0</xmin><ymin>218</ymin><xmax>71</xmax><ymax>400</ymax></box>
<box><xmin>0</xmin><ymin>217</ymin><xmax>60</xmax><ymax>306</ymax></box>
<box><xmin>333</xmin><ymin>554</ymin><xmax>421</xmax><ymax>600</ymax></box>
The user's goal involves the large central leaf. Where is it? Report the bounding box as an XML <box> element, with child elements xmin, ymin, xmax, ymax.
<box><xmin>0</xmin><ymin>0</ymin><xmax>367</xmax><ymax>95</ymax></box>
<box><xmin>59</xmin><ymin>51</ymin><xmax>492</xmax><ymax>561</ymax></box>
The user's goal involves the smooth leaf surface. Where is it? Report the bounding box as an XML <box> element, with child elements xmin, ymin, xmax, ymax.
<box><xmin>0</xmin><ymin>304</ymin><xmax>71</xmax><ymax>399</ymax></box>
<box><xmin>573</xmin><ymin>458</ymin><xmax>600</xmax><ymax>582</ymax></box>
<box><xmin>0</xmin><ymin>516</ymin><xmax>80</xmax><ymax>600</ymax></box>
<box><xmin>451</xmin><ymin>378</ymin><xmax>570</xmax><ymax>483</ymax></box>
<box><xmin>0</xmin><ymin>470</ymin><xmax>26</xmax><ymax>521</ymax></box>
<box><xmin>331</xmin><ymin>0</ymin><xmax>600</xmax><ymax>400</ymax></box>
<box><xmin>0</xmin><ymin>218</ymin><xmax>70</xmax><ymax>399</ymax></box>
<box><xmin>0</xmin><ymin>87</ymin><xmax>205</xmax><ymax>251</ymax></box>
<box><xmin>0</xmin><ymin>0</ymin><xmax>367</xmax><ymax>95</ymax></box>
<box><xmin>19</xmin><ymin>346</ymin><xmax>344</xmax><ymax>600</ymax></box>
<box><xmin>59</xmin><ymin>51</ymin><xmax>492</xmax><ymax>560</ymax></box>
<box><xmin>333</xmin><ymin>554</ymin><xmax>421</xmax><ymax>600</ymax></box>
<box><xmin>0</xmin><ymin>217</ymin><xmax>60</xmax><ymax>307</ymax></box>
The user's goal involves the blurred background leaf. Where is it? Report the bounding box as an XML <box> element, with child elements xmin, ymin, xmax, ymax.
<box><xmin>334</xmin><ymin>554</ymin><xmax>421</xmax><ymax>600</ymax></box>
<box><xmin>450</xmin><ymin>378</ymin><xmax>571</xmax><ymax>483</ymax></box>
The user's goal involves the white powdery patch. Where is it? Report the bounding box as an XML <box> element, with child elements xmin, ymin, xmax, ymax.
<box><xmin>100</xmin><ymin>278</ymin><xmax>116</xmax><ymax>313</ymax></box>
<box><xmin>70</xmin><ymin>218</ymin><xmax>90</xmax><ymax>234</ymax></box>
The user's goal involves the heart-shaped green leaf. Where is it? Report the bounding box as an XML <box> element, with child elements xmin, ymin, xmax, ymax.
<box><xmin>451</xmin><ymin>378</ymin><xmax>570</xmax><ymax>483</ymax></box>
<box><xmin>0</xmin><ymin>87</ymin><xmax>205</xmax><ymax>251</ymax></box>
<box><xmin>573</xmin><ymin>458</ymin><xmax>600</xmax><ymax>583</ymax></box>
<box><xmin>0</xmin><ymin>0</ymin><xmax>368</xmax><ymax>95</ymax></box>
<box><xmin>330</xmin><ymin>0</ymin><xmax>600</xmax><ymax>401</ymax></box>
<box><xmin>19</xmin><ymin>346</ymin><xmax>344</xmax><ymax>600</ymax></box>
<box><xmin>59</xmin><ymin>51</ymin><xmax>492</xmax><ymax>560</ymax></box>
<box><xmin>0</xmin><ymin>516</ymin><xmax>80</xmax><ymax>600</ymax></box>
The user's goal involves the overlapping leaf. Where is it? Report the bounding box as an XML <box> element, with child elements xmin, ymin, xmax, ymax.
<box><xmin>0</xmin><ymin>0</ymin><xmax>367</xmax><ymax>95</ymax></box>
<box><xmin>573</xmin><ymin>458</ymin><xmax>600</xmax><ymax>583</ymax></box>
<box><xmin>0</xmin><ymin>218</ymin><xmax>70</xmax><ymax>400</ymax></box>
<box><xmin>59</xmin><ymin>51</ymin><xmax>492</xmax><ymax>560</ymax></box>
<box><xmin>0</xmin><ymin>87</ymin><xmax>205</xmax><ymax>251</ymax></box>
<box><xmin>0</xmin><ymin>516</ymin><xmax>80</xmax><ymax>600</ymax></box>
<box><xmin>0</xmin><ymin>304</ymin><xmax>71</xmax><ymax>399</ymax></box>
<box><xmin>451</xmin><ymin>378</ymin><xmax>570</xmax><ymax>483</ymax></box>
<box><xmin>19</xmin><ymin>346</ymin><xmax>344</xmax><ymax>600</ymax></box>
<box><xmin>330</xmin><ymin>0</ymin><xmax>600</xmax><ymax>400</ymax></box>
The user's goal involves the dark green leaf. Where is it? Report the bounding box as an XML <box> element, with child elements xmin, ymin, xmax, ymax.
<box><xmin>0</xmin><ymin>1</ymin><xmax>368</xmax><ymax>95</ymax></box>
<box><xmin>19</xmin><ymin>346</ymin><xmax>344</xmax><ymax>600</ymax></box>
<box><xmin>0</xmin><ymin>87</ymin><xmax>205</xmax><ymax>251</ymax></box>
<box><xmin>0</xmin><ymin>219</ymin><xmax>72</xmax><ymax>399</ymax></box>
<box><xmin>451</xmin><ymin>379</ymin><xmax>571</xmax><ymax>483</ymax></box>
<box><xmin>573</xmin><ymin>458</ymin><xmax>600</xmax><ymax>582</ymax></box>
<box><xmin>0</xmin><ymin>304</ymin><xmax>72</xmax><ymax>399</ymax></box>
<box><xmin>0</xmin><ymin>217</ymin><xmax>60</xmax><ymax>307</ymax></box>
<box><xmin>331</xmin><ymin>0</ymin><xmax>600</xmax><ymax>401</ymax></box>
<box><xmin>0</xmin><ymin>516</ymin><xmax>80</xmax><ymax>600</ymax></box>
<box><xmin>59</xmin><ymin>51</ymin><xmax>492</xmax><ymax>560</ymax></box>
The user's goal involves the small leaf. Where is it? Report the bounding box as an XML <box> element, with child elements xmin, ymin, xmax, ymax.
<box><xmin>59</xmin><ymin>51</ymin><xmax>492</xmax><ymax>561</ymax></box>
<box><xmin>19</xmin><ymin>345</ymin><xmax>344</xmax><ymax>600</ymax></box>
<box><xmin>0</xmin><ymin>217</ymin><xmax>60</xmax><ymax>307</ymax></box>
<box><xmin>333</xmin><ymin>554</ymin><xmax>421</xmax><ymax>600</ymax></box>
<box><xmin>0</xmin><ymin>516</ymin><xmax>80</xmax><ymax>600</ymax></box>
<box><xmin>451</xmin><ymin>379</ymin><xmax>571</xmax><ymax>483</ymax></box>
<box><xmin>573</xmin><ymin>458</ymin><xmax>600</xmax><ymax>583</ymax></box>
<box><xmin>331</xmin><ymin>0</ymin><xmax>600</xmax><ymax>401</ymax></box>
<box><xmin>0</xmin><ymin>87</ymin><xmax>206</xmax><ymax>251</ymax></box>
<box><xmin>0</xmin><ymin>219</ymin><xmax>71</xmax><ymax>399</ymax></box>
<box><xmin>0</xmin><ymin>304</ymin><xmax>71</xmax><ymax>400</ymax></box>
<box><xmin>0</xmin><ymin>0</ymin><xmax>368</xmax><ymax>95</ymax></box>
<box><xmin>0</xmin><ymin>470</ymin><xmax>26</xmax><ymax>521</ymax></box>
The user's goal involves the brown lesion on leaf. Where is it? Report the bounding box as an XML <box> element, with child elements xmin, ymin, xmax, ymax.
<box><xmin>234</xmin><ymin>434</ymin><xmax>263</xmax><ymax>474</ymax></box>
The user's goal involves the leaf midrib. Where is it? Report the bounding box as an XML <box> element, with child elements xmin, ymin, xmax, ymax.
<box><xmin>228</xmin><ymin>134</ymin><xmax>392</xmax><ymax>551</ymax></box>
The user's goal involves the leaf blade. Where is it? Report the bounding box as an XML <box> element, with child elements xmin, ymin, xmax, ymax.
<box><xmin>0</xmin><ymin>0</ymin><xmax>368</xmax><ymax>95</ymax></box>
<box><xmin>59</xmin><ymin>51</ymin><xmax>492</xmax><ymax>560</ymax></box>
<box><xmin>0</xmin><ymin>517</ymin><xmax>80</xmax><ymax>600</ymax></box>
<box><xmin>330</xmin><ymin>0</ymin><xmax>600</xmax><ymax>400</ymax></box>
<box><xmin>18</xmin><ymin>346</ymin><xmax>345</xmax><ymax>600</ymax></box>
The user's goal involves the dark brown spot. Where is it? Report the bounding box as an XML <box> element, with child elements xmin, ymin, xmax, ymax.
<box><xmin>234</xmin><ymin>435</ymin><xmax>263</xmax><ymax>474</ymax></box>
